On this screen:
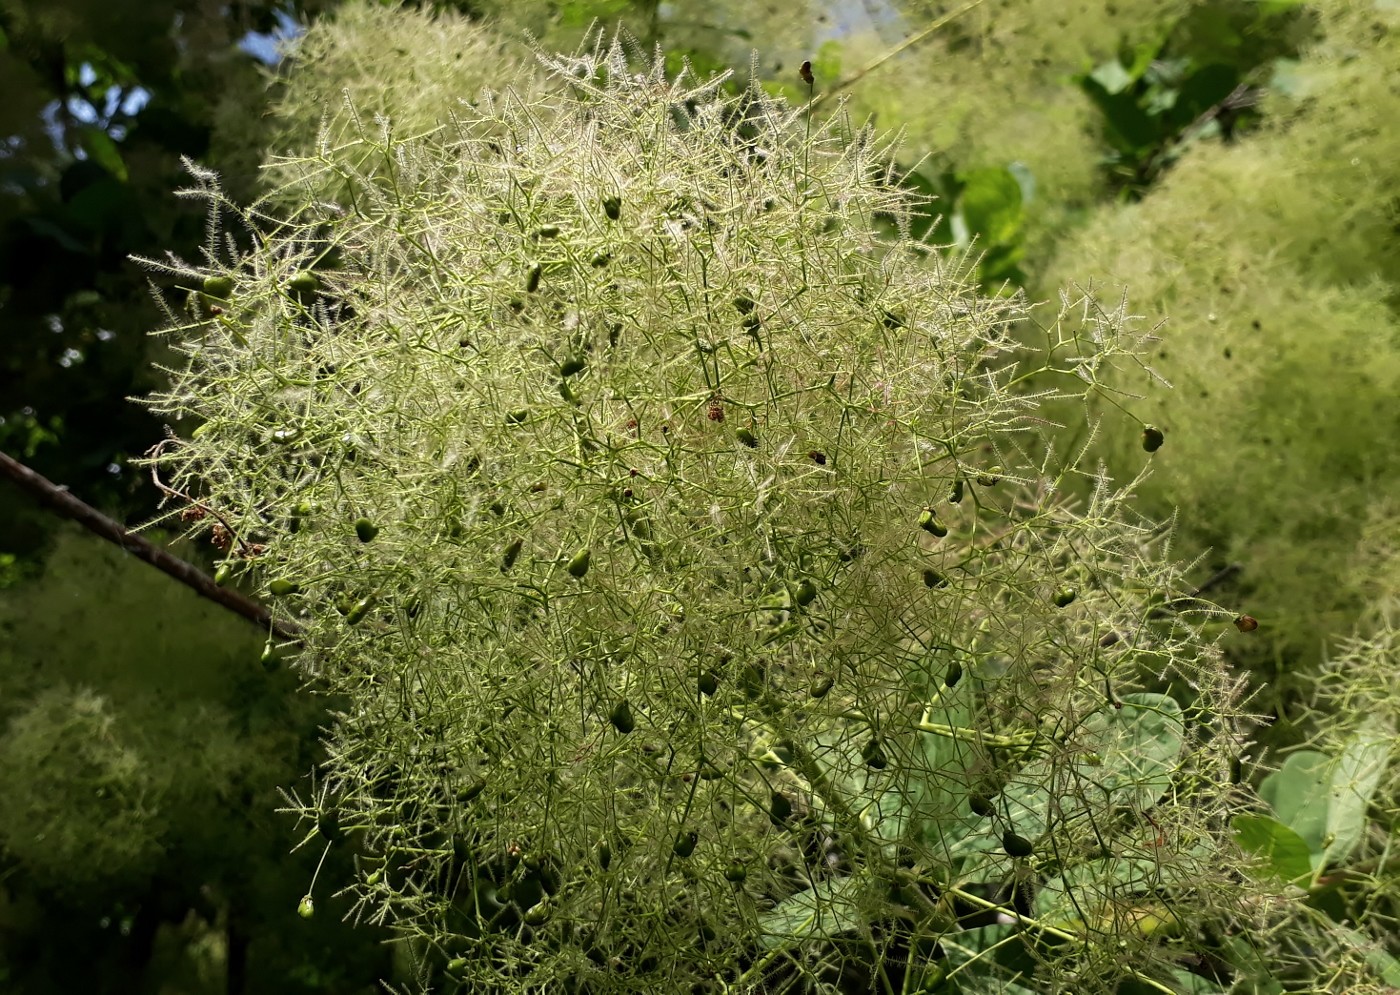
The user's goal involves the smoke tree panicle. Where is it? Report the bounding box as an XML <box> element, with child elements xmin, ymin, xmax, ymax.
<box><xmin>142</xmin><ymin>32</ymin><xmax>1265</xmax><ymax>995</ymax></box>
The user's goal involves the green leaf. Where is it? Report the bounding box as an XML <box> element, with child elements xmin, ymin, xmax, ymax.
<box><xmin>1334</xmin><ymin>923</ymin><xmax>1400</xmax><ymax>987</ymax></box>
<box><xmin>1231</xmin><ymin>814</ymin><xmax>1313</xmax><ymax>885</ymax></box>
<box><xmin>1077</xmin><ymin>692</ymin><xmax>1185</xmax><ymax>812</ymax></box>
<box><xmin>1259</xmin><ymin>750</ymin><xmax>1330</xmax><ymax>863</ymax></box>
<box><xmin>811</xmin><ymin>40</ymin><xmax>842</xmax><ymax>82</ymax></box>
<box><xmin>1036</xmin><ymin>856</ymin><xmax>1163</xmax><ymax>927</ymax></box>
<box><xmin>941</xmin><ymin>924</ymin><xmax>1038</xmax><ymax>993</ymax></box>
<box><xmin>957</xmin><ymin>167</ymin><xmax>1023</xmax><ymax>248</ymax></box>
<box><xmin>1323</xmin><ymin>716</ymin><xmax>1392</xmax><ymax>867</ymax></box>
<box><xmin>757</xmin><ymin>876</ymin><xmax>867</xmax><ymax>949</ymax></box>
<box><xmin>1170</xmin><ymin>968</ymin><xmax>1228</xmax><ymax>994</ymax></box>
<box><xmin>1258</xmin><ymin>721</ymin><xmax>1392</xmax><ymax>872</ymax></box>
<box><xmin>950</xmin><ymin>694</ymin><xmax>1183</xmax><ymax>868</ymax></box>
<box><xmin>1088</xmin><ymin>59</ymin><xmax>1136</xmax><ymax>95</ymax></box>
<box><xmin>77</xmin><ymin>127</ymin><xmax>128</xmax><ymax>183</ymax></box>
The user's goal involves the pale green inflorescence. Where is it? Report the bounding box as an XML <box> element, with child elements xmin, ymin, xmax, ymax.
<box><xmin>145</xmin><ymin>32</ymin><xmax>1260</xmax><ymax>994</ymax></box>
<box><xmin>221</xmin><ymin>0</ymin><xmax>541</xmax><ymax>206</ymax></box>
<box><xmin>1038</xmin><ymin>0</ymin><xmax>1400</xmax><ymax>670</ymax></box>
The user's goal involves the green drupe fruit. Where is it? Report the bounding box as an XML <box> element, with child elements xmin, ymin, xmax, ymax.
<box><xmin>1002</xmin><ymin>831</ymin><xmax>1034</xmax><ymax>858</ymax></box>
<box><xmin>609</xmin><ymin>699</ymin><xmax>635</xmax><ymax>734</ymax></box>
<box><xmin>566</xmin><ymin>547</ymin><xmax>592</xmax><ymax>578</ymax></box>
<box><xmin>672</xmin><ymin>831</ymin><xmax>698</xmax><ymax>858</ymax></box>
<box><xmin>969</xmin><ymin>793</ymin><xmax>996</xmax><ymax>818</ymax></box>
<box><xmin>918</xmin><ymin>509</ymin><xmax>948</xmax><ymax>537</ymax></box>
<box><xmin>202</xmin><ymin>274</ymin><xmax>235</xmax><ymax>299</ymax></box>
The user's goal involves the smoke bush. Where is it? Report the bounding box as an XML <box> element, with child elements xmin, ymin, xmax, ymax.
<box><xmin>143</xmin><ymin>32</ymin><xmax>1266</xmax><ymax>994</ymax></box>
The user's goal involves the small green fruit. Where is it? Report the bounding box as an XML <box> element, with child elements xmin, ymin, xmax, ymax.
<box><xmin>976</xmin><ymin>466</ymin><xmax>1003</xmax><ymax>487</ymax></box>
<box><xmin>268</xmin><ymin>578</ymin><xmax>301</xmax><ymax>597</ymax></box>
<box><xmin>769</xmin><ymin>792</ymin><xmax>793</xmax><ymax>823</ymax></box>
<box><xmin>1002</xmin><ymin>831</ymin><xmax>1034</xmax><ymax>858</ymax></box>
<box><xmin>458</xmin><ymin>778</ymin><xmax>487</xmax><ymax>804</ymax></box>
<box><xmin>793</xmin><ymin>578</ymin><xmax>818</xmax><ymax>607</ymax></box>
<box><xmin>202</xmin><ymin>275</ymin><xmax>235</xmax><ymax>299</ymax></box>
<box><xmin>523</xmin><ymin>900</ymin><xmax>551</xmax><ymax>925</ymax></box>
<box><xmin>949</xmin><ymin>479</ymin><xmax>965</xmax><ymax>503</ymax></box>
<box><xmin>944</xmin><ymin>661</ymin><xmax>963</xmax><ymax>688</ymax></box>
<box><xmin>808</xmin><ymin>673</ymin><xmax>834</xmax><ymax>699</ymax></box>
<box><xmin>672</xmin><ymin>831</ymin><xmax>698</xmax><ymax>858</ymax></box>
<box><xmin>215</xmin><ymin>562</ymin><xmax>234</xmax><ymax>586</ymax></box>
<box><xmin>918</xmin><ymin>509</ymin><xmax>948</xmax><ymax>537</ymax></box>
<box><xmin>698</xmin><ymin>670</ymin><xmax>719</xmax><ymax>697</ymax></box>
<box><xmin>501</xmin><ymin>537</ymin><xmax>523</xmax><ymax>573</ymax></box>
<box><xmin>566</xmin><ymin>547</ymin><xmax>591</xmax><ymax>578</ymax></box>
<box><xmin>534</xmin><ymin>224</ymin><xmax>561</xmax><ymax>239</ymax></box>
<box><xmin>525</xmin><ymin>263</ymin><xmax>542</xmax><ymax>293</ymax></box>
<box><xmin>922</xmin><ymin>568</ymin><xmax>948</xmax><ymax>589</ymax></box>
<box><xmin>724</xmin><ymin>861</ymin><xmax>747</xmax><ymax>883</ymax></box>
<box><xmin>297</xmin><ymin>895</ymin><xmax>315</xmax><ymax>919</ymax></box>
<box><xmin>287</xmin><ymin>271</ymin><xmax>320</xmax><ymax>294</ymax></box>
<box><xmin>354</xmin><ymin>517</ymin><xmax>379</xmax><ymax>543</ymax></box>
<box><xmin>969</xmin><ymin>793</ymin><xmax>995</xmax><ymax>818</ymax></box>
<box><xmin>1142</xmin><ymin>426</ymin><xmax>1165</xmax><ymax>453</ymax></box>
<box><xmin>609</xmin><ymin>699</ymin><xmax>634</xmax><ymax>734</ymax></box>
<box><xmin>344</xmin><ymin>594</ymin><xmax>377</xmax><ymax>625</ymax></box>
<box><xmin>735</xmin><ymin>428</ymin><xmax>758</xmax><ymax>448</ymax></box>
<box><xmin>602</xmin><ymin>196</ymin><xmax>622</xmax><ymax>221</ymax></box>
<box><xmin>862</xmin><ymin>737</ymin><xmax>888</xmax><ymax>770</ymax></box>
<box><xmin>1054</xmin><ymin>586</ymin><xmax>1077</xmax><ymax>608</ymax></box>
<box><xmin>505</xmin><ymin>408</ymin><xmax>529</xmax><ymax>425</ymax></box>
<box><xmin>447</xmin><ymin>957</ymin><xmax>467</xmax><ymax>973</ymax></box>
<box><xmin>559</xmin><ymin>355</ymin><xmax>587</xmax><ymax>377</ymax></box>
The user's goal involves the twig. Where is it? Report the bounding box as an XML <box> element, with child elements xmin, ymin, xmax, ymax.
<box><xmin>0</xmin><ymin>448</ymin><xmax>302</xmax><ymax>644</ymax></box>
